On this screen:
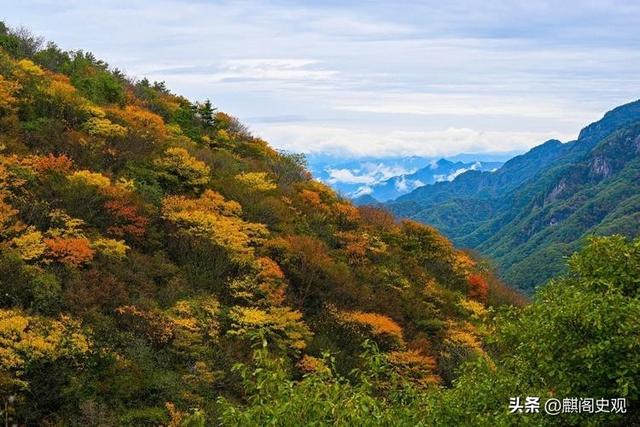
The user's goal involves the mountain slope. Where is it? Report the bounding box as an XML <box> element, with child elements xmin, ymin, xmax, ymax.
<box><xmin>476</xmin><ymin>119</ymin><xmax>640</xmax><ymax>290</ymax></box>
<box><xmin>0</xmin><ymin>24</ymin><xmax>524</xmax><ymax>424</ymax></box>
<box><xmin>388</xmin><ymin>100</ymin><xmax>640</xmax><ymax>292</ymax></box>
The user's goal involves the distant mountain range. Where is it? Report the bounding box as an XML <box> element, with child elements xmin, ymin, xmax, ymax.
<box><xmin>308</xmin><ymin>155</ymin><xmax>504</xmax><ymax>202</ymax></box>
<box><xmin>386</xmin><ymin>99</ymin><xmax>640</xmax><ymax>293</ymax></box>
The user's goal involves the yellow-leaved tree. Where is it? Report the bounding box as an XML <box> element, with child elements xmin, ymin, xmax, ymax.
<box><xmin>0</xmin><ymin>74</ymin><xmax>21</xmax><ymax>114</ymax></box>
<box><xmin>235</xmin><ymin>172</ymin><xmax>277</xmax><ymax>192</ymax></box>
<box><xmin>0</xmin><ymin>309</ymin><xmax>91</xmax><ymax>392</ymax></box>
<box><xmin>228</xmin><ymin>306</ymin><xmax>311</xmax><ymax>353</ymax></box>
<box><xmin>161</xmin><ymin>190</ymin><xmax>268</xmax><ymax>261</ymax></box>
<box><xmin>155</xmin><ymin>147</ymin><xmax>210</xmax><ymax>191</ymax></box>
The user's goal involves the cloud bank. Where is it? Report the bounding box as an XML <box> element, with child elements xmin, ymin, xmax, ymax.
<box><xmin>3</xmin><ymin>0</ymin><xmax>639</xmax><ymax>158</ymax></box>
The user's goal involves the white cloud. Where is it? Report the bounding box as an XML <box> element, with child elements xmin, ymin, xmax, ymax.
<box><xmin>446</xmin><ymin>161</ymin><xmax>481</xmax><ymax>181</ymax></box>
<box><xmin>3</xmin><ymin>0</ymin><xmax>640</xmax><ymax>159</ymax></box>
<box><xmin>304</xmin><ymin>14</ymin><xmax>413</xmax><ymax>38</ymax></box>
<box><xmin>395</xmin><ymin>177</ymin><xmax>409</xmax><ymax>193</ymax></box>
<box><xmin>326</xmin><ymin>168</ymin><xmax>376</xmax><ymax>185</ymax></box>
<box><xmin>210</xmin><ymin>59</ymin><xmax>339</xmax><ymax>83</ymax></box>
<box><xmin>393</xmin><ymin>176</ymin><xmax>425</xmax><ymax>194</ymax></box>
<box><xmin>257</xmin><ymin>124</ymin><xmax>574</xmax><ymax>158</ymax></box>
<box><xmin>352</xmin><ymin>186</ymin><xmax>373</xmax><ymax>198</ymax></box>
<box><xmin>359</xmin><ymin>163</ymin><xmax>413</xmax><ymax>180</ymax></box>
<box><xmin>445</xmin><ymin>168</ymin><xmax>470</xmax><ymax>181</ymax></box>
<box><xmin>326</xmin><ymin>163</ymin><xmax>414</xmax><ymax>185</ymax></box>
<box><xmin>409</xmin><ymin>179</ymin><xmax>425</xmax><ymax>190</ymax></box>
<box><xmin>435</xmin><ymin>161</ymin><xmax>482</xmax><ymax>182</ymax></box>
<box><xmin>333</xmin><ymin>92</ymin><xmax>596</xmax><ymax>121</ymax></box>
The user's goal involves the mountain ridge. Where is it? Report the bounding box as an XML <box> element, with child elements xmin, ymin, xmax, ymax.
<box><xmin>358</xmin><ymin>158</ymin><xmax>503</xmax><ymax>202</ymax></box>
<box><xmin>309</xmin><ymin>155</ymin><xmax>503</xmax><ymax>202</ymax></box>
<box><xmin>388</xmin><ymin>99</ymin><xmax>640</xmax><ymax>292</ymax></box>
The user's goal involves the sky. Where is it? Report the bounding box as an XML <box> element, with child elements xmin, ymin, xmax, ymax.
<box><xmin>2</xmin><ymin>0</ymin><xmax>639</xmax><ymax>158</ymax></box>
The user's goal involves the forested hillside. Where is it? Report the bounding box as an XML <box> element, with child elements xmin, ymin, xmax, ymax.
<box><xmin>389</xmin><ymin>101</ymin><xmax>640</xmax><ymax>292</ymax></box>
<box><xmin>0</xmin><ymin>24</ymin><xmax>638</xmax><ymax>426</ymax></box>
<box><xmin>0</xmin><ymin>23</ymin><xmax>521</xmax><ymax>424</ymax></box>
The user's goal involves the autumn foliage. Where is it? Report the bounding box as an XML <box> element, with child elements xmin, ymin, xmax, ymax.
<box><xmin>339</xmin><ymin>310</ymin><xmax>403</xmax><ymax>339</ymax></box>
<box><xmin>104</xmin><ymin>198</ymin><xmax>149</xmax><ymax>240</ymax></box>
<box><xmin>29</xmin><ymin>154</ymin><xmax>73</xmax><ymax>174</ymax></box>
<box><xmin>0</xmin><ymin>26</ymin><xmax>530</xmax><ymax>425</ymax></box>
<box><xmin>44</xmin><ymin>236</ymin><xmax>95</xmax><ymax>267</ymax></box>
<box><xmin>107</xmin><ymin>105</ymin><xmax>166</xmax><ymax>142</ymax></box>
<box><xmin>467</xmin><ymin>273</ymin><xmax>489</xmax><ymax>303</ymax></box>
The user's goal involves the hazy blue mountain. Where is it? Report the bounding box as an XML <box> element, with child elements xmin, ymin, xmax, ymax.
<box><xmin>352</xmin><ymin>194</ymin><xmax>381</xmax><ymax>206</ymax></box>
<box><xmin>387</xmin><ymin>99</ymin><xmax>640</xmax><ymax>293</ymax></box>
<box><xmin>307</xmin><ymin>154</ymin><xmax>503</xmax><ymax>201</ymax></box>
<box><xmin>363</xmin><ymin>159</ymin><xmax>503</xmax><ymax>202</ymax></box>
<box><xmin>306</xmin><ymin>155</ymin><xmax>437</xmax><ymax>198</ymax></box>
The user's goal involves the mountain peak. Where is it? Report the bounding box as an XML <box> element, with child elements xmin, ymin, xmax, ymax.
<box><xmin>578</xmin><ymin>99</ymin><xmax>640</xmax><ymax>143</ymax></box>
<box><xmin>352</xmin><ymin>194</ymin><xmax>379</xmax><ymax>205</ymax></box>
<box><xmin>526</xmin><ymin>139</ymin><xmax>562</xmax><ymax>154</ymax></box>
<box><xmin>435</xmin><ymin>158</ymin><xmax>453</xmax><ymax>166</ymax></box>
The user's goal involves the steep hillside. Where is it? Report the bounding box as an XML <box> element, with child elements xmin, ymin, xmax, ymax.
<box><xmin>389</xmin><ymin>100</ymin><xmax>640</xmax><ymax>292</ymax></box>
<box><xmin>0</xmin><ymin>24</ymin><xmax>522</xmax><ymax>424</ymax></box>
<box><xmin>475</xmin><ymin>119</ymin><xmax>640</xmax><ymax>290</ymax></box>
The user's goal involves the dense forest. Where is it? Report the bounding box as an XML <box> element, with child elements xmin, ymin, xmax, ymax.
<box><xmin>389</xmin><ymin>101</ymin><xmax>640</xmax><ymax>293</ymax></box>
<box><xmin>0</xmin><ymin>24</ymin><xmax>638</xmax><ymax>426</ymax></box>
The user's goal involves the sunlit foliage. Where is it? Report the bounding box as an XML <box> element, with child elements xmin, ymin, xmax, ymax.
<box><xmin>228</xmin><ymin>306</ymin><xmax>311</xmax><ymax>353</ymax></box>
<box><xmin>11</xmin><ymin>227</ymin><xmax>46</xmax><ymax>261</ymax></box>
<box><xmin>107</xmin><ymin>105</ymin><xmax>166</xmax><ymax>144</ymax></box>
<box><xmin>235</xmin><ymin>171</ymin><xmax>277</xmax><ymax>192</ymax></box>
<box><xmin>337</xmin><ymin>309</ymin><xmax>404</xmax><ymax>349</ymax></box>
<box><xmin>67</xmin><ymin>169</ymin><xmax>111</xmax><ymax>190</ymax></box>
<box><xmin>155</xmin><ymin>146</ymin><xmax>210</xmax><ymax>190</ymax></box>
<box><xmin>44</xmin><ymin>236</ymin><xmax>94</xmax><ymax>267</ymax></box>
<box><xmin>0</xmin><ymin>309</ymin><xmax>90</xmax><ymax>392</ymax></box>
<box><xmin>0</xmin><ymin>74</ymin><xmax>20</xmax><ymax>113</ymax></box>
<box><xmin>82</xmin><ymin>117</ymin><xmax>128</xmax><ymax>138</ymax></box>
<box><xmin>91</xmin><ymin>237</ymin><xmax>128</xmax><ymax>259</ymax></box>
<box><xmin>162</xmin><ymin>190</ymin><xmax>267</xmax><ymax>261</ymax></box>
